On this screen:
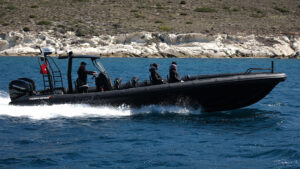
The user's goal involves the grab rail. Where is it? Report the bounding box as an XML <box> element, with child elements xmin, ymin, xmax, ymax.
<box><xmin>245</xmin><ymin>61</ymin><xmax>274</xmax><ymax>74</ymax></box>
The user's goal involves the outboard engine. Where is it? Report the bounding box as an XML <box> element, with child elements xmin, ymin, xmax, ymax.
<box><xmin>9</xmin><ymin>78</ymin><xmax>36</xmax><ymax>100</ymax></box>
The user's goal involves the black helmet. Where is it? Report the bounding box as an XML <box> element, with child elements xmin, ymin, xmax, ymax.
<box><xmin>172</xmin><ymin>61</ymin><xmax>177</xmax><ymax>65</ymax></box>
<box><xmin>152</xmin><ymin>63</ymin><xmax>158</xmax><ymax>68</ymax></box>
<box><xmin>80</xmin><ymin>61</ymin><xmax>87</xmax><ymax>65</ymax></box>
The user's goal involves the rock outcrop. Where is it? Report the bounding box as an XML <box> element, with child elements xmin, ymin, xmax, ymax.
<box><xmin>0</xmin><ymin>31</ymin><xmax>299</xmax><ymax>58</ymax></box>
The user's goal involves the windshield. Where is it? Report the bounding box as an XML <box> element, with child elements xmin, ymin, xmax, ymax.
<box><xmin>92</xmin><ymin>59</ymin><xmax>108</xmax><ymax>76</ymax></box>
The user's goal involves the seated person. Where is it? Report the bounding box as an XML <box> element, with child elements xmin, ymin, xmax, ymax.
<box><xmin>77</xmin><ymin>61</ymin><xmax>97</xmax><ymax>93</ymax></box>
<box><xmin>169</xmin><ymin>61</ymin><xmax>182</xmax><ymax>83</ymax></box>
<box><xmin>95</xmin><ymin>72</ymin><xmax>113</xmax><ymax>91</ymax></box>
<box><xmin>149</xmin><ymin>63</ymin><xmax>164</xmax><ymax>85</ymax></box>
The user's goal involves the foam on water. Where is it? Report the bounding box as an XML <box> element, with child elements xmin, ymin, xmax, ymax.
<box><xmin>0</xmin><ymin>91</ymin><xmax>199</xmax><ymax>120</ymax></box>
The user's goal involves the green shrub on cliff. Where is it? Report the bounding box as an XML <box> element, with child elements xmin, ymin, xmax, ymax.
<box><xmin>130</xmin><ymin>9</ymin><xmax>138</xmax><ymax>13</ymax></box>
<box><xmin>180</xmin><ymin>12</ymin><xmax>187</xmax><ymax>16</ymax></box>
<box><xmin>72</xmin><ymin>0</ymin><xmax>89</xmax><ymax>2</ymax></box>
<box><xmin>37</xmin><ymin>21</ymin><xmax>52</xmax><ymax>26</ymax></box>
<box><xmin>273</xmin><ymin>6</ymin><xmax>289</xmax><ymax>13</ymax></box>
<box><xmin>135</xmin><ymin>13</ymin><xmax>144</xmax><ymax>18</ymax></box>
<box><xmin>57</xmin><ymin>24</ymin><xmax>65</xmax><ymax>28</ymax></box>
<box><xmin>0</xmin><ymin>12</ymin><xmax>6</xmax><ymax>18</ymax></box>
<box><xmin>180</xmin><ymin>1</ymin><xmax>186</xmax><ymax>5</ymax></box>
<box><xmin>156</xmin><ymin>3</ymin><xmax>164</xmax><ymax>10</ymax></box>
<box><xmin>250</xmin><ymin>9</ymin><xmax>266</xmax><ymax>18</ymax></box>
<box><xmin>155</xmin><ymin>20</ymin><xmax>163</xmax><ymax>24</ymax></box>
<box><xmin>6</xmin><ymin>5</ymin><xmax>17</xmax><ymax>10</ymax></box>
<box><xmin>223</xmin><ymin>6</ymin><xmax>241</xmax><ymax>12</ymax></box>
<box><xmin>231</xmin><ymin>7</ymin><xmax>241</xmax><ymax>12</ymax></box>
<box><xmin>194</xmin><ymin>7</ymin><xmax>217</xmax><ymax>13</ymax></box>
<box><xmin>159</xmin><ymin>25</ymin><xmax>173</xmax><ymax>32</ymax></box>
<box><xmin>30</xmin><ymin>5</ymin><xmax>39</xmax><ymax>8</ymax></box>
<box><xmin>23</xmin><ymin>27</ymin><xmax>30</xmax><ymax>32</ymax></box>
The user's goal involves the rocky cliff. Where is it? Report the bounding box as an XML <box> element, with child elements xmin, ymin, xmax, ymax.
<box><xmin>0</xmin><ymin>31</ymin><xmax>299</xmax><ymax>58</ymax></box>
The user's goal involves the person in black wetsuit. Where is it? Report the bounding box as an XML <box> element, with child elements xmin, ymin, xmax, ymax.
<box><xmin>149</xmin><ymin>63</ymin><xmax>164</xmax><ymax>85</ymax></box>
<box><xmin>77</xmin><ymin>62</ymin><xmax>97</xmax><ymax>92</ymax></box>
<box><xmin>95</xmin><ymin>72</ymin><xmax>113</xmax><ymax>91</ymax></box>
<box><xmin>169</xmin><ymin>61</ymin><xmax>181</xmax><ymax>83</ymax></box>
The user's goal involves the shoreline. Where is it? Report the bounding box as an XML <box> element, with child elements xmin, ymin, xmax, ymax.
<box><xmin>0</xmin><ymin>31</ymin><xmax>299</xmax><ymax>58</ymax></box>
<box><xmin>0</xmin><ymin>55</ymin><xmax>296</xmax><ymax>59</ymax></box>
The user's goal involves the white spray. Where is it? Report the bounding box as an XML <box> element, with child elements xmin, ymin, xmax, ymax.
<box><xmin>0</xmin><ymin>91</ymin><xmax>200</xmax><ymax>120</ymax></box>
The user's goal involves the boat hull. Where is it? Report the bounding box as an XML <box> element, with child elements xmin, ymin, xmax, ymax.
<box><xmin>10</xmin><ymin>73</ymin><xmax>286</xmax><ymax>112</ymax></box>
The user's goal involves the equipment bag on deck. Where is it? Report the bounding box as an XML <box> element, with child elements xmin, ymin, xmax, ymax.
<box><xmin>40</xmin><ymin>64</ymin><xmax>48</xmax><ymax>74</ymax></box>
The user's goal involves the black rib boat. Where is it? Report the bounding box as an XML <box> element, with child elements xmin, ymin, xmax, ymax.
<box><xmin>8</xmin><ymin>48</ymin><xmax>286</xmax><ymax>112</ymax></box>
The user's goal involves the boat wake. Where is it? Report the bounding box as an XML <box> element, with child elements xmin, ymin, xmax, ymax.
<box><xmin>0</xmin><ymin>91</ymin><xmax>200</xmax><ymax>120</ymax></box>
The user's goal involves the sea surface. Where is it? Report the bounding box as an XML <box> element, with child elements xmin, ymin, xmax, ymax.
<box><xmin>0</xmin><ymin>57</ymin><xmax>299</xmax><ymax>169</ymax></box>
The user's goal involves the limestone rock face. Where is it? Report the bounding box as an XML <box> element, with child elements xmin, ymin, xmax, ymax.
<box><xmin>0</xmin><ymin>40</ymin><xmax>9</xmax><ymax>51</ymax></box>
<box><xmin>292</xmin><ymin>37</ymin><xmax>300</xmax><ymax>54</ymax></box>
<box><xmin>0</xmin><ymin>31</ymin><xmax>299</xmax><ymax>58</ymax></box>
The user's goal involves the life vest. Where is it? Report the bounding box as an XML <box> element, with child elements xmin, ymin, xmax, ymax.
<box><xmin>40</xmin><ymin>64</ymin><xmax>48</xmax><ymax>75</ymax></box>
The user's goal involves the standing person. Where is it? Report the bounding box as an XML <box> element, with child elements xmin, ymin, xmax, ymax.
<box><xmin>149</xmin><ymin>63</ymin><xmax>164</xmax><ymax>85</ymax></box>
<box><xmin>169</xmin><ymin>61</ymin><xmax>181</xmax><ymax>83</ymax></box>
<box><xmin>77</xmin><ymin>61</ymin><xmax>97</xmax><ymax>92</ymax></box>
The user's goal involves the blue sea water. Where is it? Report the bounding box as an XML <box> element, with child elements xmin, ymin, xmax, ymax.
<box><xmin>0</xmin><ymin>57</ymin><xmax>299</xmax><ymax>169</ymax></box>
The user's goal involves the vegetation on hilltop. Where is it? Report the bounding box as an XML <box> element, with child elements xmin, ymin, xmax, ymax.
<box><xmin>0</xmin><ymin>0</ymin><xmax>299</xmax><ymax>36</ymax></box>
